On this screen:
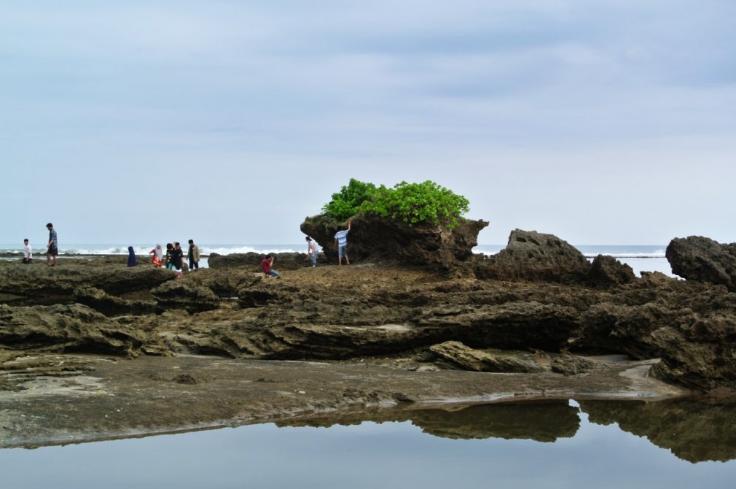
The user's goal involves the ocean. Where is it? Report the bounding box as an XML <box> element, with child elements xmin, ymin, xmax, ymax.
<box><xmin>0</xmin><ymin>243</ymin><xmax>672</xmax><ymax>276</ymax></box>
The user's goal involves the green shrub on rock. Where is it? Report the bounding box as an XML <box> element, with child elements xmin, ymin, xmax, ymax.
<box><xmin>322</xmin><ymin>179</ymin><xmax>469</xmax><ymax>227</ymax></box>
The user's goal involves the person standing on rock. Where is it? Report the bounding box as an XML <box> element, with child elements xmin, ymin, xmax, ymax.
<box><xmin>261</xmin><ymin>255</ymin><xmax>281</xmax><ymax>278</ymax></box>
<box><xmin>334</xmin><ymin>220</ymin><xmax>351</xmax><ymax>265</ymax></box>
<box><xmin>22</xmin><ymin>239</ymin><xmax>32</xmax><ymax>264</ymax></box>
<box><xmin>46</xmin><ymin>223</ymin><xmax>58</xmax><ymax>267</ymax></box>
<box><xmin>172</xmin><ymin>242</ymin><xmax>184</xmax><ymax>271</ymax></box>
<box><xmin>127</xmin><ymin>246</ymin><xmax>138</xmax><ymax>267</ymax></box>
<box><xmin>165</xmin><ymin>243</ymin><xmax>175</xmax><ymax>270</ymax></box>
<box><xmin>306</xmin><ymin>236</ymin><xmax>319</xmax><ymax>267</ymax></box>
<box><xmin>188</xmin><ymin>239</ymin><xmax>200</xmax><ymax>271</ymax></box>
<box><xmin>150</xmin><ymin>244</ymin><xmax>164</xmax><ymax>267</ymax></box>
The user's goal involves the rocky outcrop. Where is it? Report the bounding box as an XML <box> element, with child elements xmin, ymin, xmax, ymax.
<box><xmin>208</xmin><ymin>252</ymin><xmax>317</xmax><ymax>270</ymax></box>
<box><xmin>300</xmin><ymin>213</ymin><xmax>488</xmax><ymax>270</ymax></box>
<box><xmin>0</xmin><ymin>263</ymin><xmax>175</xmax><ymax>305</ymax></box>
<box><xmin>476</xmin><ymin>230</ymin><xmax>590</xmax><ymax>282</ymax></box>
<box><xmin>666</xmin><ymin>236</ymin><xmax>736</xmax><ymax>290</ymax></box>
<box><xmin>183</xmin><ymin>269</ymin><xmax>262</xmax><ymax>297</ymax></box>
<box><xmin>73</xmin><ymin>286</ymin><xmax>157</xmax><ymax>316</ymax></box>
<box><xmin>0</xmin><ymin>304</ymin><xmax>146</xmax><ymax>356</ymax></box>
<box><xmin>429</xmin><ymin>341</ymin><xmax>545</xmax><ymax>373</ymax></box>
<box><xmin>151</xmin><ymin>281</ymin><xmax>220</xmax><ymax>313</ymax></box>
<box><xmin>2</xmin><ymin>249</ymin><xmax>736</xmax><ymax>393</ymax></box>
<box><xmin>588</xmin><ymin>255</ymin><xmax>637</xmax><ymax>287</ymax></box>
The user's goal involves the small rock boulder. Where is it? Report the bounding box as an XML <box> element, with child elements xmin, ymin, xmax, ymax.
<box><xmin>429</xmin><ymin>341</ymin><xmax>545</xmax><ymax>373</ymax></box>
<box><xmin>588</xmin><ymin>255</ymin><xmax>636</xmax><ymax>287</ymax></box>
<box><xmin>476</xmin><ymin>230</ymin><xmax>591</xmax><ymax>283</ymax></box>
<box><xmin>666</xmin><ymin>236</ymin><xmax>736</xmax><ymax>290</ymax></box>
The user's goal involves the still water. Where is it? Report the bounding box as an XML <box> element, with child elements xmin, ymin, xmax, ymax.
<box><xmin>2</xmin><ymin>399</ymin><xmax>734</xmax><ymax>489</ymax></box>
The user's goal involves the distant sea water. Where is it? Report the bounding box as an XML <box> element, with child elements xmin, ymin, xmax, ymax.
<box><xmin>0</xmin><ymin>243</ymin><xmax>672</xmax><ymax>276</ymax></box>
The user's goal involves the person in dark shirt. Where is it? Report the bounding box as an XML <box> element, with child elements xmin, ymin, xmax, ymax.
<box><xmin>187</xmin><ymin>239</ymin><xmax>200</xmax><ymax>271</ymax></box>
<box><xmin>46</xmin><ymin>223</ymin><xmax>58</xmax><ymax>267</ymax></box>
<box><xmin>165</xmin><ymin>243</ymin><xmax>174</xmax><ymax>270</ymax></box>
<box><xmin>172</xmin><ymin>242</ymin><xmax>184</xmax><ymax>271</ymax></box>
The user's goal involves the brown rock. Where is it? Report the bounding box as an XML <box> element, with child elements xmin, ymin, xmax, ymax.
<box><xmin>429</xmin><ymin>341</ymin><xmax>545</xmax><ymax>373</ymax></box>
<box><xmin>476</xmin><ymin>230</ymin><xmax>590</xmax><ymax>283</ymax></box>
<box><xmin>588</xmin><ymin>255</ymin><xmax>636</xmax><ymax>287</ymax></box>
<box><xmin>666</xmin><ymin>236</ymin><xmax>736</xmax><ymax>290</ymax></box>
<box><xmin>300</xmin><ymin>213</ymin><xmax>488</xmax><ymax>270</ymax></box>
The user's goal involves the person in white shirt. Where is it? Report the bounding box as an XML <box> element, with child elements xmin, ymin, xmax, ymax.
<box><xmin>22</xmin><ymin>238</ymin><xmax>32</xmax><ymax>264</ymax></box>
<box><xmin>305</xmin><ymin>236</ymin><xmax>319</xmax><ymax>267</ymax></box>
<box><xmin>334</xmin><ymin>220</ymin><xmax>351</xmax><ymax>265</ymax></box>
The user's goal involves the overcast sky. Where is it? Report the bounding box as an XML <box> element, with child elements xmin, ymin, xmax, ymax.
<box><xmin>2</xmin><ymin>1</ymin><xmax>735</xmax><ymax>245</ymax></box>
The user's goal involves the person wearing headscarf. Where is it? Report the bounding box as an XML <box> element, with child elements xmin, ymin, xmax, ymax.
<box><xmin>127</xmin><ymin>246</ymin><xmax>138</xmax><ymax>267</ymax></box>
<box><xmin>149</xmin><ymin>244</ymin><xmax>163</xmax><ymax>267</ymax></box>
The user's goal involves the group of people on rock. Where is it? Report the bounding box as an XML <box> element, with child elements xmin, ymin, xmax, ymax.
<box><xmin>19</xmin><ymin>220</ymin><xmax>353</xmax><ymax>277</ymax></box>
<box><xmin>138</xmin><ymin>240</ymin><xmax>201</xmax><ymax>272</ymax></box>
<box><xmin>20</xmin><ymin>223</ymin><xmax>58</xmax><ymax>266</ymax></box>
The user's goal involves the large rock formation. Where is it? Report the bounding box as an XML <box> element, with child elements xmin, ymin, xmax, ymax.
<box><xmin>666</xmin><ymin>236</ymin><xmax>736</xmax><ymax>290</ymax></box>
<box><xmin>476</xmin><ymin>230</ymin><xmax>591</xmax><ymax>282</ymax></box>
<box><xmin>300</xmin><ymin>214</ymin><xmax>488</xmax><ymax>270</ymax></box>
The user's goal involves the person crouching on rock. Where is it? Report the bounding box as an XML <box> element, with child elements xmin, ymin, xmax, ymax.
<box><xmin>306</xmin><ymin>236</ymin><xmax>319</xmax><ymax>267</ymax></box>
<box><xmin>150</xmin><ymin>244</ymin><xmax>163</xmax><ymax>267</ymax></box>
<box><xmin>22</xmin><ymin>238</ymin><xmax>33</xmax><ymax>264</ymax></box>
<box><xmin>165</xmin><ymin>243</ymin><xmax>174</xmax><ymax>270</ymax></box>
<box><xmin>127</xmin><ymin>246</ymin><xmax>138</xmax><ymax>267</ymax></box>
<box><xmin>334</xmin><ymin>219</ymin><xmax>351</xmax><ymax>265</ymax></box>
<box><xmin>261</xmin><ymin>255</ymin><xmax>280</xmax><ymax>278</ymax></box>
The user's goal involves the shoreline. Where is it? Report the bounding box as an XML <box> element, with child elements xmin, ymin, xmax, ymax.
<box><xmin>0</xmin><ymin>354</ymin><xmax>686</xmax><ymax>449</ymax></box>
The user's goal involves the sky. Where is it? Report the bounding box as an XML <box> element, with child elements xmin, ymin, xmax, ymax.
<box><xmin>2</xmin><ymin>0</ymin><xmax>735</xmax><ymax>245</ymax></box>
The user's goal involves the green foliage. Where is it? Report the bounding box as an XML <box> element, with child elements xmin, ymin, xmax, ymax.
<box><xmin>322</xmin><ymin>179</ymin><xmax>377</xmax><ymax>221</ymax></box>
<box><xmin>322</xmin><ymin>179</ymin><xmax>469</xmax><ymax>227</ymax></box>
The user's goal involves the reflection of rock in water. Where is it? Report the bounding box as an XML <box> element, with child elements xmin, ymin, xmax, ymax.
<box><xmin>581</xmin><ymin>399</ymin><xmax>736</xmax><ymax>463</ymax></box>
<box><xmin>279</xmin><ymin>401</ymin><xmax>580</xmax><ymax>443</ymax></box>
<box><xmin>410</xmin><ymin>401</ymin><xmax>579</xmax><ymax>442</ymax></box>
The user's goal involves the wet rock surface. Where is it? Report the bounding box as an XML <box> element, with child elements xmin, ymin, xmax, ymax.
<box><xmin>666</xmin><ymin>236</ymin><xmax>736</xmax><ymax>290</ymax></box>
<box><xmin>0</xmin><ymin>354</ymin><xmax>682</xmax><ymax>449</ymax></box>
